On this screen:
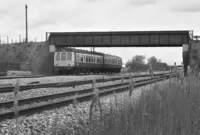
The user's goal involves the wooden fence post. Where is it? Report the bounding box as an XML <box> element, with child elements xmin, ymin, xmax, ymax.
<box><xmin>14</xmin><ymin>80</ymin><xmax>20</xmax><ymax>134</ymax></box>
<box><xmin>149</xmin><ymin>62</ymin><xmax>153</xmax><ymax>77</ymax></box>
<box><xmin>129</xmin><ymin>75</ymin><xmax>134</xmax><ymax>97</ymax></box>
<box><xmin>89</xmin><ymin>80</ymin><xmax>102</xmax><ymax>122</ymax></box>
<box><xmin>73</xmin><ymin>93</ymin><xmax>78</xmax><ymax>108</ymax></box>
<box><xmin>121</xmin><ymin>77</ymin><xmax>124</xmax><ymax>83</ymax></box>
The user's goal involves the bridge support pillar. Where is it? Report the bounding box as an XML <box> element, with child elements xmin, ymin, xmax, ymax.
<box><xmin>182</xmin><ymin>44</ymin><xmax>189</xmax><ymax>76</ymax></box>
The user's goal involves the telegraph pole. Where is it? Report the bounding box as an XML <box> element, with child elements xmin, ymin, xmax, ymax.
<box><xmin>25</xmin><ymin>5</ymin><xmax>28</xmax><ymax>42</ymax></box>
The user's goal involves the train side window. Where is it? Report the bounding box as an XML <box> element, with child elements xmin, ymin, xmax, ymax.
<box><xmin>81</xmin><ymin>55</ymin><xmax>83</xmax><ymax>62</ymax></box>
<box><xmin>86</xmin><ymin>55</ymin><xmax>88</xmax><ymax>63</ymax></box>
<box><xmin>83</xmin><ymin>55</ymin><xmax>86</xmax><ymax>62</ymax></box>
<box><xmin>67</xmin><ymin>52</ymin><xmax>72</xmax><ymax>60</ymax></box>
<box><xmin>77</xmin><ymin>54</ymin><xmax>80</xmax><ymax>62</ymax></box>
<box><xmin>94</xmin><ymin>57</ymin><xmax>96</xmax><ymax>63</ymax></box>
<box><xmin>61</xmin><ymin>52</ymin><xmax>66</xmax><ymax>61</ymax></box>
<box><xmin>56</xmin><ymin>53</ymin><xmax>60</xmax><ymax>61</ymax></box>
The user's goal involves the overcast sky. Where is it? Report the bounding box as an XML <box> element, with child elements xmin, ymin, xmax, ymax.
<box><xmin>1</xmin><ymin>0</ymin><xmax>200</xmax><ymax>65</ymax></box>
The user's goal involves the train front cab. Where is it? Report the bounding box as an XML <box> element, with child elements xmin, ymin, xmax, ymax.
<box><xmin>54</xmin><ymin>51</ymin><xmax>75</xmax><ymax>74</ymax></box>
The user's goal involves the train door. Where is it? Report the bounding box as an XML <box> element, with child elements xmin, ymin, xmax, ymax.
<box><xmin>66</xmin><ymin>51</ymin><xmax>75</xmax><ymax>66</ymax></box>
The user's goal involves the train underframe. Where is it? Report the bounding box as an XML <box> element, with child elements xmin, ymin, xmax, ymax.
<box><xmin>54</xmin><ymin>66</ymin><xmax>121</xmax><ymax>75</ymax></box>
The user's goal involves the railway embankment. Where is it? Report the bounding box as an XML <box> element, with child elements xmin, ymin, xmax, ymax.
<box><xmin>0</xmin><ymin>41</ymin><xmax>52</xmax><ymax>75</ymax></box>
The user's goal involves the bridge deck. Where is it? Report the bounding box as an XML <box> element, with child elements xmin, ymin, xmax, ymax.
<box><xmin>48</xmin><ymin>30</ymin><xmax>191</xmax><ymax>47</ymax></box>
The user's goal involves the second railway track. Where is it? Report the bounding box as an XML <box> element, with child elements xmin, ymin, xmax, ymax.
<box><xmin>0</xmin><ymin>72</ymin><xmax>172</xmax><ymax>93</ymax></box>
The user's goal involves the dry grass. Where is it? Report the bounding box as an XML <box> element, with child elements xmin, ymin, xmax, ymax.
<box><xmin>85</xmin><ymin>74</ymin><xmax>200</xmax><ymax>135</ymax></box>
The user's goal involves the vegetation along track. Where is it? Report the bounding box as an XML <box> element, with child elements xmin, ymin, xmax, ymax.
<box><xmin>0</xmin><ymin>72</ymin><xmax>171</xmax><ymax>93</ymax></box>
<box><xmin>0</xmin><ymin>73</ymin><xmax>178</xmax><ymax>121</ymax></box>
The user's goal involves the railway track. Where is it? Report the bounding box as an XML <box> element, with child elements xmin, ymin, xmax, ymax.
<box><xmin>0</xmin><ymin>71</ymin><xmax>170</xmax><ymax>80</ymax></box>
<box><xmin>0</xmin><ymin>73</ymin><xmax>178</xmax><ymax>121</ymax></box>
<box><xmin>0</xmin><ymin>73</ymin><xmax>172</xmax><ymax>93</ymax></box>
<box><xmin>0</xmin><ymin>75</ymin><xmax>50</xmax><ymax>80</ymax></box>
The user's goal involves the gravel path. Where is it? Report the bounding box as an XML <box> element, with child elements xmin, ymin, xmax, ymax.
<box><xmin>0</xmin><ymin>79</ymin><xmax>171</xmax><ymax>135</ymax></box>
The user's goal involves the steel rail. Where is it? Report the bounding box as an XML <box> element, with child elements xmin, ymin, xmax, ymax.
<box><xmin>0</xmin><ymin>72</ymin><xmax>170</xmax><ymax>80</ymax></box>
<box><xmin>0</xmin><ymin>75</ymin><xmax>49</xmax><ymax>80</ymax></box>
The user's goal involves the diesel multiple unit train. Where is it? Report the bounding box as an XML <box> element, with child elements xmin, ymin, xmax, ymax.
<box><xmin>54</xmin><ymin>48</ymin><xmax>122</xmax><ymax>75</ymax></box>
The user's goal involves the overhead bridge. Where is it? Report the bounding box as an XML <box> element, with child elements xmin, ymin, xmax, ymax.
<box><xmin>48</xmin><ymin>31</ymin><xmax>190</xmax><ymax>47</ymax></box>
<box><xmin>47</xmin><ymin>30</ymin><xmax>193</xmax><ymax>75</ymax></box>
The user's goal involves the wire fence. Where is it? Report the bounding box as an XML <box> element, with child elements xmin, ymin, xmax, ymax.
<box><xmin>0</xmin><ymin>33</ymin><xmax>49</xmax><ymax>45</ymax></box>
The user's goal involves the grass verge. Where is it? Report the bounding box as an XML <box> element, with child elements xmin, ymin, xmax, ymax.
<box><xmin>86</xmin><ymin>75</ymin><xmax>200</xmax><ymax>135</ymax></box>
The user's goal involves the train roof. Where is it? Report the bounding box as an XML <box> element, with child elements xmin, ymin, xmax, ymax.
<box><xmin>56</xmin><ymin>47</ymin><xmax>103</xmax><ymax>55</ymax></box>
<box><xmin>56</xmin><ymin>47</ymin><xmax>122</xmax><ymax>59</ymax></box>
<box><xmin>104</xmin><ymin>54</ymin><xmax>122</xmax><ymax>59</ymax></box>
